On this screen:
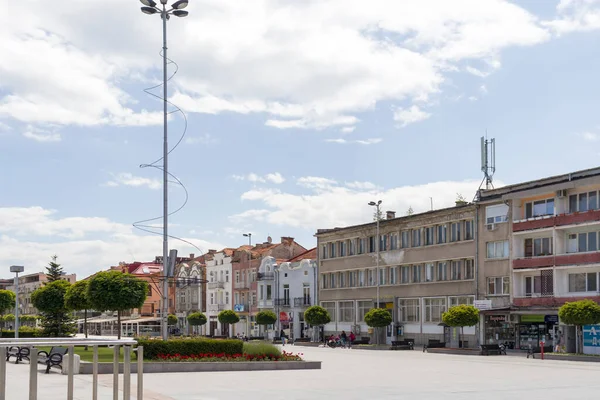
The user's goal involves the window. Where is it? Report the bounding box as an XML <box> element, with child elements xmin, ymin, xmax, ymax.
<box><xmin>390</xmin><ymin>234</ymin><xmax>399</xmax><ymax>250</ymax></box>
<box><xmin>450</xmin><ymin>260</ymin><xmax>462</xmax><ymax>280</ymax></box>
<box><xmin>266</xmin><ymin>285</ymin><xmax>272</xmax><ymax>300</ymax></box>
<box><xmin>357</xmin><ymin>300</ymin><xmax>372</xmax><ymax>322</ymax></box>
<box><xmin>358</xmin><ymin>270</ymin><xmax>365</xmax><ymax>287</ymax></box>
<box><xmin>465</xmin><ymin>220</ymin><xmax>473</xmax><ymax>240</ymax></box>
<box><xmin>524</xmin><ymin>237</ymin><xmax>552</xmax><ymax>257</ymax></box>
<box><xmin>487</xmin><ymin>240</ymin><xmax>509</xmax><ymax>259</ymax></box>
<box><xmin>401</xmin><ymin>231</ymin><xmax>410</xmax><ymax>248</ymax></box>
<box><xmin>380</xmin><ymin>235</ymin><xmax>388</xmax><ymax>251</ymax></box>
<box><xmin>321</xmin><ymin>244</ymin><xmax>328</xmax><ymax>259</ymax></box>
<box><xmin>465</xmin><ymin>259</ymin><xmax>474</xmax><ymax>280</ymax></box>
<box><xmin>487</xmin><ymin>276</ymin><xmax>510</xmax><ymax>295</ymax></box>
<box><xmin>398</xmin><ymin>299</ymin><xmax>420</xmax><ymax>323</ymax></box>
<box><xmin>321</xmin><ymin>273</ymin><xmax>328</xmax><ymax>289</ymax></box>
<box><xmin>358</xmin><ymin>238</ymin><xmax>366</xmax><ymax>254</ymax></box>
<box><xmin>338</xmin><ymin>272</ymin><xmax>345</xmax><ymax>288</ymax></box>
<box><xmin>437</xmin><ymin>225</ymin><xmax>447</xmax><ymax>244</ymax></box>
<box><xmin>329</xmin><ymin>243</ymin><xmax>336</xmax><ymax>258</ymax></box>
<box><xmin>401</xmin><ymin>266</ymin><xmax>410</xmax><ymax>284</ymax></box>
<box><xmin>329</xmin><ymin>273</ymin><xmax>336</xmax><ymax>289</ymax></box>
<box><xmin>225</xmin><ymin>292</ymin><xmax>229</xmax><ymax>304</ymax></box>
<box><xmin>486</xmin><ymin>204</ymin><xmax>509</xmax><ymax>224</ymax></box>
<box><xmin>338</xmin><ymin>301</ymin><xmax>355</xmax><ymax>322</ymax></box>
<box><xmin>525</xmin><ymin>198</ymin><xmax>554</xmax><ymax>219</ymax></box>
<box><xmin>425</xmin><ymin>263</ymin><xmax>435</xmax><ymax>282</ymax></box>
<box><xmin>570</xmin><ymin>191</ymin><xmax>599</xmax><ymax>213</ymax></box>
<box><xmin>390</xmin><ymin>267</ymin><xmax>398</xmax><ymax>284</ymax></box>
<box><xmin>368</xmin><ymin>236</ymin><xmax>376</xmax><ymax>253</ymax></box>
<box><xmin>412</xmin><ymin>265</ymin><xmax>421</xmax><ymax>283</ymax></box>
<box><xmin>411</xmin><ymin>229</ymin><xmax>421</xmax><ymax>247</ymax></box>
<box><xmin>339</xmin><ymin>241</ymin><xmax>346</xmax><ymax>257</ymax></box>
<box><xmin>424</xmin><ymin>298</ymin><xmax>446</xmax><ymax>323</ymax></box>
<box><xmin>235</xmin><ymin>271</ymin><xmax>240</xmax><ymax>283</ymax></box>
<box><xmin>379</xmin><ymin>268</ymin><xmax>386</xmax><ymax>285</ymax></box>
<box><xmin>450</xmin><ymin>222</ymin><xmax>461</xmax><ymax>242</ymax></box>
<box><xmin>569</xmin><ymin>273</ymin><xmax>598</xmax><ymax>292</ymax></box>
<box><xmin>437</xmin><ymin>262</ymin><xmax>447</xmax><ymax>281</ymax></box>
<box><xmin>348</xmin><ymin>271</ymin><xmax>355</xmax><ymax>287</ymax></box>
<box><xmin>525</xmin><ymin>276</ymin><xmax>541</xmax><ymax>296</ymax></box>
<box><xmin>425</xmin><ymin>227</ymin><xmax>434</xmax><ymax>246</ymax></box>
<box><xmin>576</xmin><ymin>232</ymin><xmax>598</xmax><ymax>253</ymax></box>
<box><xmin>449</xmin><ymin>296</ymin><xmax>474</xmax><ymax>307</ymax></box>
<box><xmin>349</xmin><ymin>239</ymin><xmax>355</xmax><ymax>256</ymax></box>
<box><xmin>322</xmin><ymin>302</ymin><xmax>336</xmax><ymax>322</ymax></box>
<box><xmin>368</xmin><ymin>269</ymin><xmax>376</xmax><ymax>286</ymax></box>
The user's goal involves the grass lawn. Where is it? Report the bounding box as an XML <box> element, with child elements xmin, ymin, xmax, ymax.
<box><xmin>36</xmin><ymin>346</ymin><xmax>128</xmax><ymax>362</ymax></box>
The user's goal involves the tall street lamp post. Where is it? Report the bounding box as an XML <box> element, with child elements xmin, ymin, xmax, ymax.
<box><xmin>10</xmin><ymin>266</ymin><xmax>24</xmax><ymax>338</ymax></box>
<box><xmin>368</xmin><ymin>200</ymin><xmax>382</xmax><ymax>308</ymax></box>
<box><xmin>243</xmin><ymin>233</ymin><xmax>252</xmax><ymax>246</ymax></box>
<box><xmin>139</xmin><ymin>0</ymin><xmax>189</xmax><ymax>341</ymax></box>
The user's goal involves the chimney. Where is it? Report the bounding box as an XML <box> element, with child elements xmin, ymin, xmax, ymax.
<box><xmin>281</xmin><ymin>236</ymin><xmax>294</xmax><ymax>245</ymax></box>
<box><xmin>267</xmin><ymin>236</ymin><xmax>272</xmax><ymax>244</ymax></box>
<box><xmin>208</xmin><ymin>249</ymin><xmax>216</xmax><ymax>254</ymax></box>
<box><xmin>455</xmin><ymin>200</ymin><xmax>468</xmax><ymax>207</ymax></box>
<box><xmin>386</xmin><ymin>211</ymin><xmax>396</xmax><ymax>220</ymax></box>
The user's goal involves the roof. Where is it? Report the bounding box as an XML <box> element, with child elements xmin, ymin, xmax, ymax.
<box><xmin>315</xmin><ymin>202</ymin><xmax>475</xmax><ymax>236</ymax></box>
<box><xmin>130</xmin><ymin>263</ymin><xmax>163</xmax><ymax>275</ymax></box>
<box><xmin>288</xmin><ymin>247</ymin><xmax>317</xmax><ymax>262</ymax></box>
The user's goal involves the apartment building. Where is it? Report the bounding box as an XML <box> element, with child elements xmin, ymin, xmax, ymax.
<box><xmin>477</xmin><ymin>166</ymin><xmax>600</xmax><ymax>352</ymax></box>
<box><xmin>6</xmin><ymin>272</ymin><xmax>76</xmax><ymax>315</ymax></box>
<box><xmin>316</xmin><ymin>205</ymin><xmax>476</xmax><ymax>346</ymax></box>
<box><xmin>232</xmin><ymin>246</ymin><xmax>260</xmax><ymax>337</ymax></box>
<box><xmin>174</xmin><ymin>254</ymin><xmax>208</xmax><ymax>335</ymax></box>
<box><xmin>206</xmin><ymin>249</ymin><xmax>234</xmax><ymax>336</ymax></box>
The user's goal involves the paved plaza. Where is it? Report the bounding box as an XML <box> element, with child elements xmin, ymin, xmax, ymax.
<box><xmin>5</xmin><ymin>346</ymin><xmax>600</xmax><ymax>399</ymax></box>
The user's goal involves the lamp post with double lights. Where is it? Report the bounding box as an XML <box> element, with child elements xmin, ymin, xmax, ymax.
<box><xmin>10</xmin><ymin>266</ymin><xmax>24</xmax><ymax>338</ymax></box>
<box><xmin>368</xmin><ymin>200</ymin><xmax>382</xmax><ymax>308</ymax></box>
<box><xmin>243</xmin><ymin>233</ymin><xmax>252</xmax><ymax>246</ymax></box>
<box><xmin>139</xmin><ymin>0</ymin><xmax>189</xmax><ymax>341</ymax></box>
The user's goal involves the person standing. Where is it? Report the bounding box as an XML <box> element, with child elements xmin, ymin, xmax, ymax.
<box><xmin>280</xmin><ymin>329</ymin><xmax>287</xmax><ymax>346</ymax></box>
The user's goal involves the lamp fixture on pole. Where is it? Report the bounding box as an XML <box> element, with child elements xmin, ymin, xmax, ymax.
<box><xmin>243</xmin><ymin>233</ymin><xmax>252</xmax><ymax>247</ymax></box>
<box><xmin>10</xmin><ymin>266</ymin><xmax>24</xmax><ymax>339</ymax></box>
<box><xmin>139</xmin><ymin>0</ymin><xmax>189</xmax><ymax>341</ymax></box>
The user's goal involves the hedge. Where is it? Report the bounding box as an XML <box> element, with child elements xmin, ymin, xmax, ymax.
<box><xmin>136</xmin><ymin>338</ymin><xmax>244</xmax><ymax>360</ymax></box>
<box><xmin>1</xmin><ymin>330</ymin><xmax>42</xmax><ymax>338</ymax></box>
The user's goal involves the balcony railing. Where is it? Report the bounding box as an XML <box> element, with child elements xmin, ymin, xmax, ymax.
<box><xmin>274</xmin><ymin>298</ymin><xmax>291</xmax><ymax>307</ymax></box>
<box><xmin>257</xmin><ymin>272</ymin><xmax>274</xmax><ymax>281</ymax></box>
<box><xmin>234</xmin><ymin>281</ymin><xmax>250</xmax><ymax>289</ymax></box>
<box><xmin>233</xmin><ymin>302</ymin><xmax>250</xmax><ymax>312</ymax></box>
<box><xmin>513</xmin><ymin>209</ymin><xmax>600</xmax><ymax>232</ymax></box>
<box><xmin>512</xmin><ymin>255</ymin><xmax>554</xmax><ymax>269</ymax></box>
<box><xmin>208</xmin><ymin>304</ymin><xmax>226</xmax><ymax>312</ymax></box>
<box><xmin>208</xmin><ymin>281</ymin><xmax>225</xmax><ymax>290</ymax></box>
<box><xmin>294</xmin><ymin>296</ymin><xmax>311</xmax><ymax>307</ymax></box>
<box><xmin>555</xmin><ymin>252</ymin><xmax>600</xmax><ymax>266</ymax></box>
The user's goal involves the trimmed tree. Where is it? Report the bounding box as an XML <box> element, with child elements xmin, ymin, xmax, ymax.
<box><xmin>256</xmin><ymin>310</ymin><xmax>277</xmax><ymax>339</ymax></box>
<box><xmin>187</xmin><ymin>312</ymin><xmax>207</xmax><ymax>336</ymax></box>
<box><xmin>304</xmin><ymin>305</ymin><xmax>331</xmax><ymax>342</ymax></box>
<box><xmin>167</xmin><ymin>314</ymin><xmax>178</xmax><ymax>326</ymax></box>
<box><xmin>218</xmin><ymin>310</ymin><xmax>240</xmax><ymax>338</ymax></box>
<box><xmin>0</xmin><ymin>290</ymin><xmax>15</xmax><ymax>333</ymax></box>
<box><xmin>31</xmin><ymin>280</ymin><xmax>75</xmax><ymax>337</ymax></box>
<box><xmin>364</xmin><ymin>308</ymin><xmax>393</xmax><ymax>345</ymax></box>
<box><xmin>559</xmin><ymin>299</ymin><xmax>600</xmax><ymax>353</ymax></box>
<box><xmin>87</xmin><ymin>271</ymin><xmax>149</xmax><ymax>339</ymax></box>
<box><xmin>65</xmin><ymin>280</ymin><xmax>91</xmax><ymax>339</ymax></box>
<box><xmin>442</xmin><ymin>304</ymin><xmax>480</xmax><ymax>348</ymax></box>
<box><xmin>45</xmin><ymin>255</ymin><xmax>64</xmax><ymax>283</ymax></box>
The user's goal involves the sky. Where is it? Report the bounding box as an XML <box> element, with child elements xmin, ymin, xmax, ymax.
<box><xmin>1</xmin><ymin>0</ymin><xmax>600</xmax><ymax>279</ymax></box>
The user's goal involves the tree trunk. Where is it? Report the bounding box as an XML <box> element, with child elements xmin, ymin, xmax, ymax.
<box><xmin>117</xmin><ymin>310</ymin><xmax>121</xmax><ymax>340</ymax></box>
<box><xmin>84</xmin><ymin>309</ymin><xmax>89</xmax><ymax>351</ymax></box>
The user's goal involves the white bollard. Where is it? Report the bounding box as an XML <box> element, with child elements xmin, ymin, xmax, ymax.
<box><xmin>61</xmin><ymin>354</ymin><xmax>81</xmax><ymax>375</ymax></box>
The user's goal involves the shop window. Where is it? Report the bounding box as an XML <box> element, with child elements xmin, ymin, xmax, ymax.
<box><xmin>398</xmin><ymin>298</ymin><xmax>420</xmax><ymax>323</ymax></box>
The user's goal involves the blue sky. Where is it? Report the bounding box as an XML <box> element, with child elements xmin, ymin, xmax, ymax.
<box><xmin>1</xmin><ymin>0</ymin><xmax>600</xmax><ymax>278</ymax></box>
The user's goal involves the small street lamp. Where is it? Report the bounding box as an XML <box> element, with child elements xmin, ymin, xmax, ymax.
<box><xmin>10</xmin><ymin>265</ymin><xmax>24</xmax><ymax>338</ymax></box>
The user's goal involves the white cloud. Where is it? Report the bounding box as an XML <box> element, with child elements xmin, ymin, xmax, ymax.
<box><xmin>341</xmin><ymin>126</ymin><xmax>356</xmax><ymax>134</ymax></box>
<box><xmin>393</xmin><ymin>105</ymin><xmax>432</xmax><ymax>128</ymax></box>
<box><xmin>465</xmin><ymin>66</ymin><xmax>490</xmax><ymax>78</ymax></box>
<box><xmin>0</xmin><ymin>0</ymin><xmax>553</xmax><ymax>131</ymax></box>
<box><xmin>22</xmin><ymin>125</ymin><xmax>61</xmax><ymax>142</ymax></box>
<box><xmin>581</xmin><ymin>131</ymin><xmax>600</xmax><ymax>142</ymax></box>
<box><xmin>228</xmin><ymin>209</ymin><xmax>270</xmax><ymax>223</ymax></box>
<box><xmin>104</xmin><ymin>173</ymin><xmax>162</xmax><ymax>190</ymax></box>
<box><xmin>184</xmin><ymin>133</ymin><xmax>217</xmax><ymax>145</ymax></box>
<box><xmin>543</xmin><ymin>0</ymin><xmax>600</xmax><ymax>34</ymax></box>
<box><xmin>231</xmin><ymin>177</ymin><xmax>504</xmax><ymax>229</ymax></box>
<box><xmin>325</xmin><ymin>138</ymin><xmax>382</xmax><ymax>145</ymax></box>
<box><xmin>232</xmin><ymin>172</ymin><xmax>286</xmax><ymax>184</ymax></box>
<box><xmin>480</xmin><ymin>85</ymin><xmax>488</xmax><ymax>95</ymax></box>
<box><xmin>0</xmin><ymin>207</ymin><xmax>225</xmax><ymax>279</ymax></box>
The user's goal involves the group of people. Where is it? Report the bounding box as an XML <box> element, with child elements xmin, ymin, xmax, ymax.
<box><xmin>326</xmin><ymin>330</ymin><xmax>356</xmax><ymax>348</ymax></box>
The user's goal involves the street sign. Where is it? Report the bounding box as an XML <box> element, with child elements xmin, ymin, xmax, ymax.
<box><xmin>474</xmin><ymin>300</ymin><xmax>492</xmax><ymax>310</ymax></box>
<box><xmin>583</xmin><ymin>325</ymin><xmax>600</xmax><ymax>347</ymax></box>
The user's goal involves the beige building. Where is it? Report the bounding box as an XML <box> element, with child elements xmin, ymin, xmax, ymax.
<box><xmin>6</xmin><ymin>272</ymin><xmax>76</xmax><ymax>315</ymax></box>
<box><xmin>316</xmin><ymin>203</ymin><xmax>476</xmax><ymax>346</ymax></box>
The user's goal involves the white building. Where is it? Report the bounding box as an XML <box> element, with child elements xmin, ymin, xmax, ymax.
<box><xmin>175</xmin><ymin>258</ymin><xmax>206</xmax><ymax>335</ymax></box>
<box><xmin>206</xmin><ymin>249</ymin><xmax>233</xmax><ymax>336</ymax></box>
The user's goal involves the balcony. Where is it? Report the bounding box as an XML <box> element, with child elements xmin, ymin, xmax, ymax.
<box><xmin>294</xmin><ymin>296</ymin><xmax>311</xmax><ymax>307</ymax></box>
<box><xmin>233</xmin><ymin>302</ymin><xmax>250</xmax><ymax>312</ymax></box>
<box><xmin>234</xmin><ymin>281</ymin><xmax>250</xmax><ymax>289</ymax></box>
<box><xmin>513</xmin><ymin>256</ymin><xmax>554</xmax><ymax>269</ymax></box>
<box><xmin>555</xmin><ymin>252</ymin><xmax>600</xmax><ymax>266</ymax></box>
<box><xmin>274</xmin><ymin>298</ymin><xmax>291</xmax><ymax>307</ymax></box>
<box><xmin>513</xmin><ymin>209</ymin><xmax>600</xmax><ymax>233</ymax></box>
<box><xmin>257</xmin><ymin>272</ymin><xmax>274</xmax><ymax>281</ymax></box>
<box><xmin>208</xmin><ymin>281</ymin><xmax>225</xmax><ymax>290</ymax></box>
<box><xmin>514</xmin><ymin>295</ymin><xmax>600</xmax><ymax>308</ymax></box>
<box><xmin>208</xmin><ymin>303</ymin><xmax>226</xmax><ymax>312</ymax></box>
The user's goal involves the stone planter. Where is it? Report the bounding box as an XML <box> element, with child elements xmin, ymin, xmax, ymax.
<box><xmin>426</xmin><ymin>348</ymin><xmax>481</xmax><ymax>356</ymax></box>
<box><xmin>79</xmin><ymin>361</ymin><xmax>321</xmax><ymax>374</ymax></box>
<box><xmin>543</xmin><ymin>354</ymin><xmax>600</xmax><ymax>363</ymax></box>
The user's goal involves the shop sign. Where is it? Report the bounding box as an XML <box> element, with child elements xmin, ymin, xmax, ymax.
<box><xmin>544</xmin><ymin>315</ymin><xmax>559</xmax><ymax>324</ymax></box>
<box><xmin>520</xmin><ymin>314</ymin><xmax>545</xmax><ymax>323</ymax></box>
<box><xmin>474</xmin><ymin>300</ymin><xmax>492</xmax><ymax>310</ymax></box>
<box><xmin>488</xmin><ymin>315</ymin><xmax>507</xmax><ymax>322</ymax></box>
<box><xmin>583</xmin><ymin>325</ymin><xmax>600</xmax><ymax>347</ymax></box>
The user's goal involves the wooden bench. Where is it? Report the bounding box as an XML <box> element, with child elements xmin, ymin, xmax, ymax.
<box><xmin>391</xmin><ymin>340</ymin><xmax>414</xmax><ymax>350</ymax></box>
<box><xmin>6</xmin><ymin>346</ymin><xmax>30</xmax><ymax>364</ymax></box>
<box><xmin>480</xmin><ymin>344</ymin><xmax>506</xmax><ymax>356</ymax></box>
<box><xmin>423</xmin><ymin>340</ymin><xmax>446</xmax><ymax>352</ymax></box>
<box><xmin>352</xmin><ymin>337</ymin><xmax>370</xmax><ymax>345</ymax></box>
<box><xmin>38</xmin><ymin>347</ymin><xmax>68</xmax><ymax>374</ymax></box>
<box><xmin>294</xmin><ymin>337</ymin><xmax>310</xmax><ymax>343</ymax></box>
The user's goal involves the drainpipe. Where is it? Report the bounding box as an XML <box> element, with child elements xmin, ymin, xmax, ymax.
<box><xmin>475</xmin><ymin>204</ymin><xmax>480</xmax><ymax>346</ymax></box>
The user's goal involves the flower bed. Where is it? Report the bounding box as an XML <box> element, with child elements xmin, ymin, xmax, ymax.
<box><xmin>155</xmin><ymin>350</ymin><xmax>303</xmax><ymax>362</ymax></box>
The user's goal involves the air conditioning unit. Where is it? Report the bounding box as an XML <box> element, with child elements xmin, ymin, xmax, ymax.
<box><xmin>556</xmin><ymin>189</ymin><xmax>567</xmax><ymax>198</ymax></box>
<box><xmin>486</xmin><ymin>223</ymin><xmax>497</xmax><ymax>231</ymax></box>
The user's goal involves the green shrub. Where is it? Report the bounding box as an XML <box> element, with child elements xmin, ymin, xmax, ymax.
<box><xmin>1</xmin><ymin>327</ymin><xmax>43</xmax><ymax>338</ymax></box>
<box><xmin>243</xmin><ymin>342</ymin><xmax>281</xmax><ymax>358</ymax></box>
<box><xmin>136</xmin><ymin>338</ymin><xmax>244</xmax><ymax>360</ymax></box>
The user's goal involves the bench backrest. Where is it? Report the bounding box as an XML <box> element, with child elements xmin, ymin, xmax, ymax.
<box><xmin>49</xmin><ymin>347</ymin><xmax>68</xmax><ymax>356</ymax></box>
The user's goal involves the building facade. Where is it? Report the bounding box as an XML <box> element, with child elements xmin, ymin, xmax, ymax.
<box><xmin>6</xmin><ymin>272</ymin><xmax>76</xmax><ymax>315</ymax></box>
<box><xmin>174</xmin><ymin>255</ymin><xmax>208</xmax><ymax>334</ymax></box>
<box><xmin>317</xmin><ymin>205</ymin><xmax>477</xmax><ymax>346</ymax></box>
<box><xmin>478</xmin><ymin>167</ymin><xmax>600</xmax><ymax>352</ymax></box>
<box><xmin>206</xmin><ymin>249</ymin><xmax>234</xmax><ymax>336</ymax></box>
<box><xmin>232</xmin><ymin>246</ymin><xmax>259</xmax><ymax>337</ymax></box>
